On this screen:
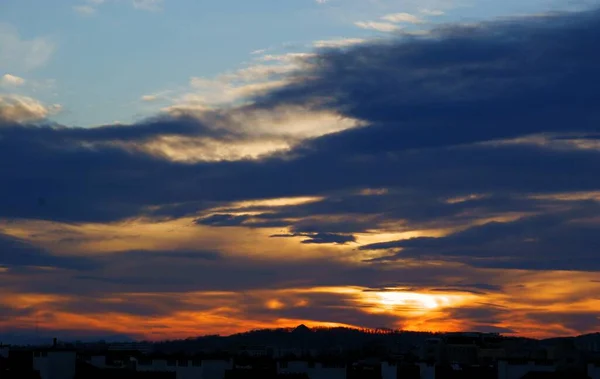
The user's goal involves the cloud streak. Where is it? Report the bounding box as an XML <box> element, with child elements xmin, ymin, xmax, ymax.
<box><xmin>132</xmin><ymin>0</ymin><xmax>164</xmax><ymax>11</ymax></box>
<box><xmin>0</xmin><ymin>74</ymin><xmax>26</xmax><ymax>87</ymax></box>
<box><xmin>354</xmin><ymin>21</ymin><xmax>400</xmax><ymax>32</ymax></box>
<box><xmin>0</xmin><ymin>95</ymin><xmax>61</xmax><ymax>122</ymax></box>
<box><xmin>0</xmin><ymin>23</ymin><xmax>55</xmax><ymax>71</ymax></box>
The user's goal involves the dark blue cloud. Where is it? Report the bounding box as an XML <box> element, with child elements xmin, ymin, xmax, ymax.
<box><xmin>0</xmin><ymin>9</ymin><xmax>599</xmax><ymax>274</ymax></box>
<box><xmin>108</xmin><ymin>249</ymin><xmax>223</xmax><ymax>261</ymax></box>
<box><xmin>271</xmin><ymin>232</ymin><xmax>356</xmax><ymax>245</ymax></box>
<box><xmin>197</xmin><ymin>213</ymin><xmax>254</xmax><ymax>226</ymax></box>
<box><xmin>5</xmin><ymin>247</ymin><xmax>485</xmax><ymax>296</ymax></box>
<box><xmin>360</xmin><ymin>202</ymin><xmax>600</xmax><ymax>271</ymax></box>
<box><xmin>0</xmin><ymin>114</ymin><xmax>237</xmax><ymax>142</ymax></box>
<box><xmin>210</xmin><ymin>192</ymin><xmax>557</xmax><ymax>236</ymax></box>
<box><xmin>0</xmin><ymin>233</ymin><xmax>94</xmax><ymax>270</ymax></box>
<box><xmin>258</xmin><ymin>11</ymin><xmax>600</xmax><ymax>148</ymax></box>
<box><xmin>527</xmin><ymin>312</ymin><xmax>600</xmax><ymax>333</ymax></box>
<box><xmin>448</xmin><ymin>306</ymin><xmax>510</xmax><ymax>325</ymax></box>
<box><xmin>196</xmin><ymin>213</ymin><xmax>289</xmax><ymax>228</ymax></box>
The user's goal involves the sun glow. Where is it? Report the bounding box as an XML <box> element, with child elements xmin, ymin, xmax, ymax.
<box><xmin>361</xmin><ymin>289</ymin><xmax>475</xmax><ymax>316</ymax></box>
<box><xmin>378</xmin><ymin>292</ymin><xmax>446</xmax><ymax>309</ymax></box>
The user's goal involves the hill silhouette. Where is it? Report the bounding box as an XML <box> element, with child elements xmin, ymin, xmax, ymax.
<box><xmin>153</xmin><ymin>326</ymin><xmax>482</xmax><ymax>355</ymax></box>
<box><xmin>150</xmin><ymin>327</ymin><xmax>600</xmax><ymax>356</ymax></box>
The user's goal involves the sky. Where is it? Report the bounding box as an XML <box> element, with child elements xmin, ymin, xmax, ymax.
<box><xmin>1</xmin><ymin>0</ymin><xmax>600</xmax><ymax>341</ymax></box>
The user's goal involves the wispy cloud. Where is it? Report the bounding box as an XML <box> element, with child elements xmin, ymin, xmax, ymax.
<box><xmin>132</xmin><ymin>0</ymin><xmax>164</xmax><ymax>11</ymax></box>
<box><xmin>313</xmin><ymin>38</ymin><xmax>366</xmax><ymax>48</ymax></box>
<box><xmin>259</xmin><ymin>52</ymin><xmax>315</xmax><ymax>63</ymax></box>
<box><xmin>355</xmin><ymin>21</ymin><xmax>400</xmax><ymax>32</ymax></box>
<box><xmin>0</xmin><ymin>24</ymin><xmax>55</xmax><ymax>71</ymax></box>
<box><xmin>155</xmin><ymin>55</ymin><xmax>311</xmax><ymax>112</ymax></box>
<box><xmin>0</xmin><ymin>95</ymin><xmax>61</xmax><ymax>122</ymax></box>
<box><xmin>381</xmin><ymin>12</ymin><xmax>424</xmax><ymax>24</ymax></box>
<box><xmin>73</xmin><ymin>5</ymin><xmax>97</xmax><ymax>15</ymax></box>
<box><xmin>141</xmin><ymin>95</ymin><xmax>158</xmax><ymax>102</ymax></box>
<box><xmin>72</xmin><ymin>0</ymin><xmax>106</xmax><ymax>15</ymax></box>
<box><xmin>0</xmin><ymin>74</ymin><xmax>25</xmax><ymax>87</ymax></box>
<box><xmin>73</xmin><ymin>0</ymin><xmax>162</xmax><ymax>14</ymax></box>
<box><xmin>420</xmin><ymin>8</ymin><xmax>445</xmax><ymax>16</ymax></box>
<box><xmin>357</xmin><ymin>11</ymin><xmax>430</xmax><ymax>34</ymax></box>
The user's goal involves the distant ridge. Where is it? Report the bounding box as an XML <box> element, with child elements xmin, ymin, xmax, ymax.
<box><xmin>4</xmin><ymin>326</ymin><xmax>598</xmax><ymax>347</ymax></box>
<box><xmin>152</xmin><ymin>327</ymin><xmax>508</xmax><ymax>354</ymax></box>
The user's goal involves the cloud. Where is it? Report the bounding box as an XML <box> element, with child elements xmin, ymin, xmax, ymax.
<box><xmin>0</xmin><ymin>95</ymin><xmax>61</xmax><ymax>122</ymax></box>
<box><xmin>0</xmin><ymin>74</ymin><xmax>25</xmax><ymax>87</ymax></box>
<box><xmin>149</xmin><ymin>59</ymin><xmax>310</xmax><ymax>120</ymax></box>
<box><xmin>74</xmin><ymin>0</ymin><xmax>162</xmax><ymax>14</ymax></box>
<box><xmin>1</xmin><ymin>221</ymin><xmax>598</xmax><ymax>338</ymax></box>
<box><xmin>313</xmin><ymin>38</ymin><xmax>367</xmax><ymax>49</ymax></box>
<box><xmin>0</xmin><ymin>233</ymin><xmax>94</xmax><ymax>270</ymax></box>
<box><xmin>202</xmin><ymin>191</ymin><xmax>553</xmax><ymax>242</ymax></box>
<box><xmin>73</xmin><ymin>5</ymin><xmax>97</xmax><ymax>15</ymax></box>
<box><xmin>271</xmin><ymin>232</ymin><xmax>356</xmax><ymax>245</ymax></box>
<box><xmin>361</xmin><ymin>202</ymin><xmax>600</xmax><ymax>271</ymax></box>
<box><xmin>195</xmin><ymin>213</ymin><xmax>288</xmax><ymax>228</ymax></box>
<box><xmin>355</xmin><ymin>21</ymin><xmax>400</xmax><ymax>32</ymax></box>
<box><xmin>159</xmin><ymin>105</ymin><xmax>361</xmax><ymax>161</ymax></box>
<box><xmin>183</xmin><ymin>76</ymin><xmax>288</xmax><ymax>105</ymax></box>
<box><xmin>0</xmin><ymin>23</ymin><xmax>55</xmax><ymax>71</ymax></box>
<box><xmin>1</xmin><ymin>9</ymin><xmax>600</xmax><ymax>226</ymax></box>
<box><xmin>170</xmin><ymin>61</ymin><xmax>304</xmax><ymax>109</ymax></box>
<box><xmin>355</xmin><ymin>12</ymin><xmax>426</xmax><ymax>35</ymax></box>
<box><xmin>97</xmin><ymin>249</ymin><xmax>223</xmax><ymax>264</ymax></box>
<box><xmin>132</xmin><ymin>0</ymin><xmax>163</xmax><ymax>11</ymax></box>
<box><xmin>254</xmin><ymin>13</ymin><xmax>600</xmax><ymax>153</ymax></box>
<box><xmin>259</xmin><ymin>52</ymin><xmax>315</xmax><ymax>63</ymax></box>
<box><xmin>381</xmin><ymin>13</ymin><xmax>424</xmax><ymax>24</ymax></box>
<box><xmin>527</xmin><ymin>312</ymin><xmax>600</xmax><ymax>334</ymax></box>
<box><xmin>141</xmin><ymin>94</ymin><xmax>159</xmax><ymax>102</ymax></box>
<box><xmin>0</xmin><ymin>105</ymin><xmax>360</xmax><ymax>219</ymax></box>
<box><xmin>74</xmin><ymin>0</ymin><xmax>162</xmax><ymax>15</ymax></box>
<box><xmin>420</xmin><ymin>9</ymin><xmax>445</xmax><ymax>16</ymax></box>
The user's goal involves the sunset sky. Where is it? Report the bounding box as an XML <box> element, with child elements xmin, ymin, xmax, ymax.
<box><xmin>1</xmin><ymin>0</ymin><xmax>600</xmax><ymax>342</ymax></box>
